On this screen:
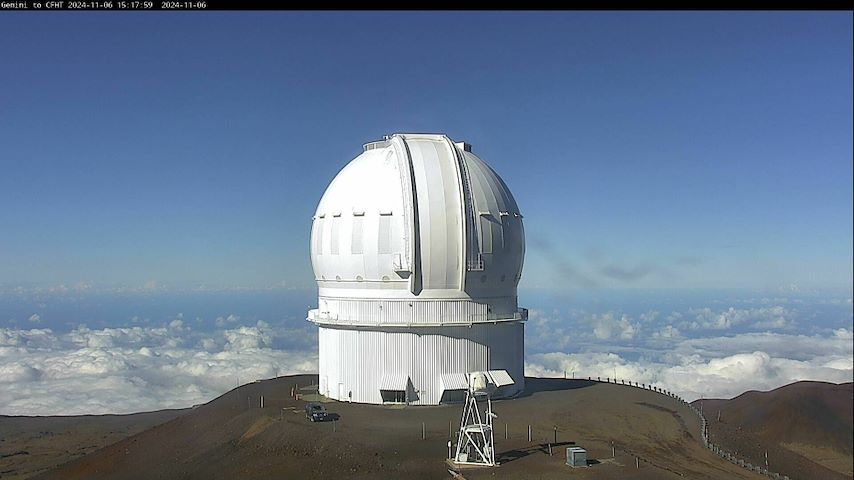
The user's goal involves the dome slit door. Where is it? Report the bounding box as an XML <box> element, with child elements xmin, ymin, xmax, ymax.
<box><xmin>448</xmin><ymin>137</ymin><xmax>481</xmax><ymax>286</ymax></box>
<box><xmin>392</xmin><ymin>136</ymin><xmax>421</xmax><ymax>295</ymax></box>
<box><xmin>408</xmin><ymin>138</ymin><xmax>463</xmax><ymax>291</ymax></box>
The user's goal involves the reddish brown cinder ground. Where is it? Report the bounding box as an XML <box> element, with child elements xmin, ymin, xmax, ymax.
<box><xmin>16</xmin><ymin>375</ymin><xmax>769</xmax><ymax>479</ymax></box>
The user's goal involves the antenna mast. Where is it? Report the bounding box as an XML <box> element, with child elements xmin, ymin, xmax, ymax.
<box><xmin>453</xmin><ymin>371</ymin><xmax>499</xmax><ymax>467</ymax></box>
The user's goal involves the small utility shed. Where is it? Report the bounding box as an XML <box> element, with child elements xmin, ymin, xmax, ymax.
<box><xmin>566</xmin><ymin>447</ymin><xmax>587</xmax><ymax>467</ymax></box>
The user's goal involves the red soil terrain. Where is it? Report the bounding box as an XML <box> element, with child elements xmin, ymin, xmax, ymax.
<box><xmin>0</xmin><ymin>409</ymin><xmax>187</xmax><ymax>479</ymax></box>
<box><xmin>25</xmin><ymin>375</ymin><xmax>764</xmax><ymax>480</ymax></box>
<box><xmin>694</xmin><ymin>381</ymin><xmax>853</xmax><ymax>480</ymax></box>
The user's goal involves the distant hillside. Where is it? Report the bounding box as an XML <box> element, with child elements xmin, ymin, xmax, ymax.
<box><xmin>694</xmin><ymin>381</ymin><xmax>853</xmax><ymax>480</ymax></box>
<box><xmin>0</xmin><ymin>409</ymin><xmax>187</xmax><ymax>479</ymax></box>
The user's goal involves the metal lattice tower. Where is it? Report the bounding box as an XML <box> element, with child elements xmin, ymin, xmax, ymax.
<box><xmin>454</xmin><ymin>372</ymin><xmax>500</xmax><ymax>467</ymax></box>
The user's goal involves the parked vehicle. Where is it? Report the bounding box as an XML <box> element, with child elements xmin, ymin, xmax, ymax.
<box><xmin>304</xmin><ymin>402</ymin><xmax>328</xmax><ymax>422</ymax></box>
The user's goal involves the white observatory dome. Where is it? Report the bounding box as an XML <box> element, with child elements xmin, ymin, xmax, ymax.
<box><xmin>308</xmin><ymin>133</ymin><xmax>527</xmax><ymax>405</ymax></box>
<box><xmin>309</xmin><ymin>133</ymin><xmax>525</xmax><ymax>324</ymax></box>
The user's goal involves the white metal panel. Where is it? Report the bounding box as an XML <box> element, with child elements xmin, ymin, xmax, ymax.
<box><xmin>312</xmin><ymin>147</ymin><xmax>407</xmax><ymax>289</ymax></box>
<box><xmin>440</xmin><ymin>372</ymin><xmax>468</xmax><ymax>390</ymax></box>
<box><xmin>379</xmin><ymin>373</ymin><xmax>409</xmax><ymax>390</ymax></box>
<box><xmin>487</xmin><ymin>370</ymin><xmax>514</xmax><ymax>387</ymax></box>
<box><xmin>463</xmin><ymin>150</ymin><xmax>524</xmax><ymax>297</ymax></box>
<box><xmin>406</xmin><ymin>136</ymin><xmax>463</xmax><ymax>291</ymax></box>
<box><xmin>316</xmin><ymin>323</ymin><xmax>524</xmax><ymax>405</ymax></box>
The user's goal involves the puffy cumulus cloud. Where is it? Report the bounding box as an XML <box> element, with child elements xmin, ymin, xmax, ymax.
<box><xmin>28</xmin><ymin>313</ymin><xmax>41</xmax><ymax>323</ymax></box>
<box><xmin>526</xmin><ymin>351</ymin><xmax>658</xmax><ymax>381</ymax></box>
<box><xmin>0</xmin><ymin>362</ymin><xmax>43</xmax><ymax>382</ymax></box>
<box><xmin>685</xmin><ymin>306</ymin><xmax>794</xmax><ymax>331</ymax></box>
<box><xmin>588</xmin><ymin>312</ymin><xmax>639</xmax><ymax>340</ymax></box>
<box><xmin>673</xmin><ymin>331</ymin><xmax>853</xmax><ymax>361</ymax></box>
<box><xmin>0</xmin><ymin>327</ymin><xmax>60</xmax><ymax>350</ymax></box>
<box><xmin>639</xmin><ymin>311</ymin><xmax>660</xmax><ymax>323</ymax></box>
<box><xmin>224</xmin><ymin>321</ymin><xmax>272</xmax><ymax>351</ymax></box>
<box><xmin>660</xmin><ymin>351</ymin><xmax>852</xmax><ymax>401</ymax></box>
<box><xmin>67</xmin><ymin>325</ymin><xmax>178</xmax><ymax>349</ymax></box>
<box><xmin>526</xmin><ymin>329</ymin><xmax>853</xmax><ymax>401</ymax></box>
<box><xmin>523</xmin><ymin>302</ymin><xmax>811</xmax><ymax>355</ymax></box>
<box><xmin>0</xmin><ymin>322</ymin><xmax>317</xmax><ymax>416</ymax></box>
<box><xmin>215</xmin><ymin>314</ymin><xmax>241</xmax><ymax>328</ymax></box>
<box><xmin>823</xmin><ymin>357</ymin><xmax>853</xmax><ymax>370</ymax></box>
<box><xmin>653</xmin><ymin>324</ymin><xmax>681</xmax><ymax>339</ymax></box>
<box><xmin>198</xmin><ymin>337</ymin><xmax>218</xmax><ymax>351</ymax></box>
<box><xmin>833</xmin><ymin>328</ymin><xmax>853</xmax><ymax>339</ymax></box>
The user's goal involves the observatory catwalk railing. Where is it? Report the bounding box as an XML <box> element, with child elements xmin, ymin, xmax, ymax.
<box><xmin>308</xmin><ymin>300</ymin><xmax>527</xmax><ymax>326</ymax></box>
<box><xmin>586</xmin><ymin>376</ymin><xmax>792</xmax><ymax>480</ymax></box>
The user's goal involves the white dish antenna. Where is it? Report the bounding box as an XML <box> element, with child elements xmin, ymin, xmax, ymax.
<box><xmin>470</xmin><ymin>371</ymin><xmax>490</xmax><ymax>394</ymax></box>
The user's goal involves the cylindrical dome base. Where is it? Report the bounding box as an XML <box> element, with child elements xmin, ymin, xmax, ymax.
<box><xmin>317</xmin><ymin>323</ymin><xmax>524</xmax><ymax>405</ymax></box>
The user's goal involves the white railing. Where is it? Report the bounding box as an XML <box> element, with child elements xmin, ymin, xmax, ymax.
<box><xmin>307</xmin><ymin>303</ymin><xmax>527</xmax><ymax>327</ymax></box>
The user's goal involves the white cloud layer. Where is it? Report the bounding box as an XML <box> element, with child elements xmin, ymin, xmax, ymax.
<box><xmin>0</xmin><ymin>294</ymin><xmax>850</xmax><ymax>415</ymax></box>
<box><xmin>525</xmin><ymin>329</ymin><xmax>853</xmax><ymax>401</ymax></box>
<box><xmin>685</xmin><ymin>306</ymin><xmax>795</xmax><ymax>330</ymax></box>
<box><xmin>0</xmin><ymin>321</ymin><xmax>317</xmax><ymax>415</ymax></box>
<box><xmin>589</xmin><ymin>312</ymin><xmax>639</xmax><ymax>340</ymax></box>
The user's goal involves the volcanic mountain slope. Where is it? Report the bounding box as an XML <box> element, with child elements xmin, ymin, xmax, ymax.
<box><xmin>0</xmin><ymin>409</ymin><xmax>187</xmax><ymax>479</ymax></box>
<box><xmin>694</xmin><ymin>381</ymin><xmax>853</xmax><ymax>480</ymax></box>
<box><xmin>32</xmin><ymin>375</ymin><xmax>763</xmax><ymax>480</ymax></box>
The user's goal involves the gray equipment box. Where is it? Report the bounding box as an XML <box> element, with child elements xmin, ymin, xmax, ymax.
<box><xmin>566</xmin><ymin>447</ymin><xmax>587</xmax><ymax>467</ymax></box>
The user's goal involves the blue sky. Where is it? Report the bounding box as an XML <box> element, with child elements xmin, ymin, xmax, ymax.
<box><xmin>0</xmin><ymin>12</ymin><xmax>852</xmax><ymax>414</ymax></box>
<box><xmin>1</xmin><ymin>12</ymin><xmax>851</xmax><ymax>291</ymax></box>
